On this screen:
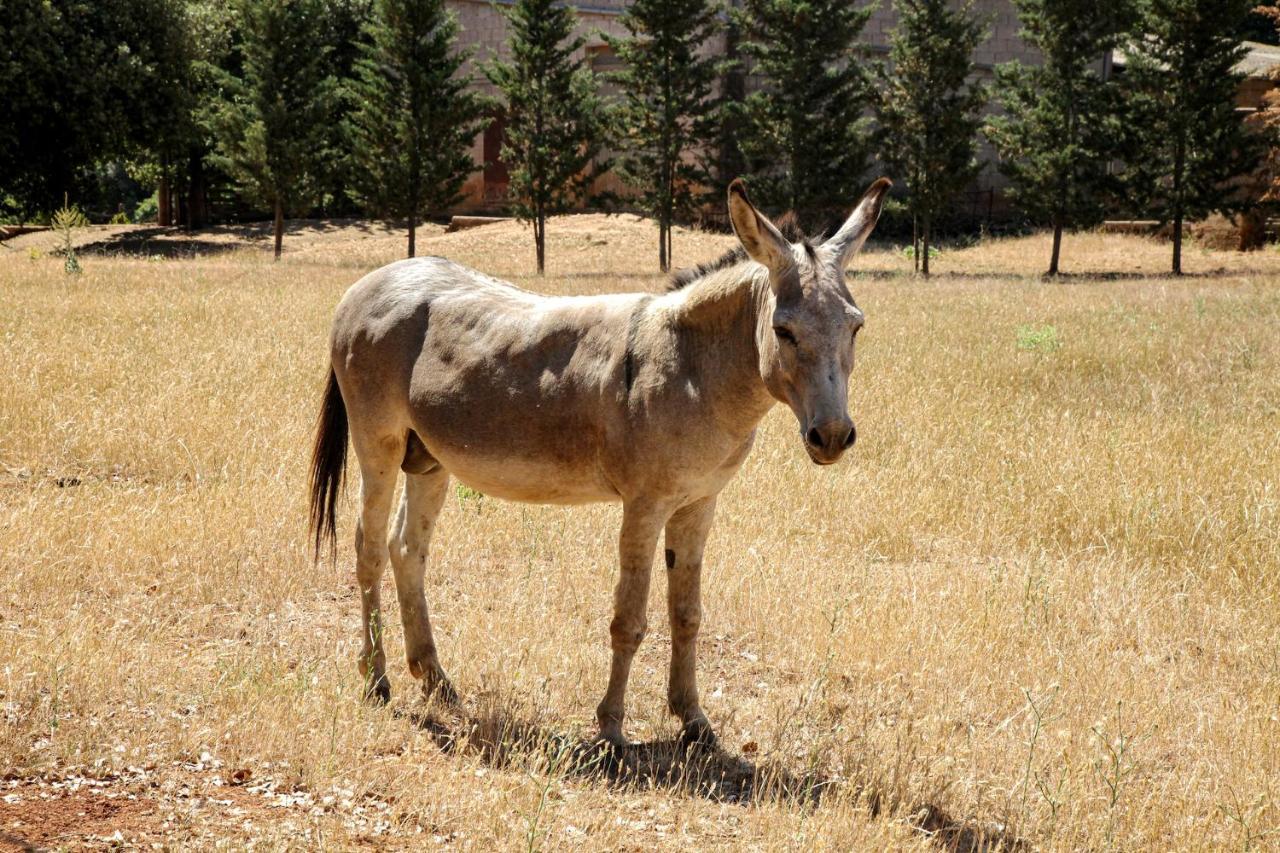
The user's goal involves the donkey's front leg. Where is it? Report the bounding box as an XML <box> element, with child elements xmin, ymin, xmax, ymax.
<box><xmin>596</xmin><ymin>499</ymin><xmax>673</xmax><ymax>748</ymax></box>
<box><xmin>664</xmin><ymin>496</ymin><xmax>717</xmax><ymax>748</ymax></box>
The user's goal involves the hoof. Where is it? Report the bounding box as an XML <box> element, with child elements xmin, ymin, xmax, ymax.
<box><xmin>365</xmin><ymin>674</ymin><xmax>391</xmax><ymax>705</ymax></box>
<box><xmin>594</xmin><ymin>729</ymin><xmax>628</xmax><ymax>754</ymax></box>
<box><xmin>679</xmin><ymin>718</ymin><xmax>717</xmax><ymax>752</ymax></box>
<box><xmin>424</xmin><ymin>677</ymin><xmax>461</xmax><ymax>708</ymax></box>
<box><xmin>587</xmin><ymin>733</ymin><xmax>627</xmax><ymax>770</ymax></box>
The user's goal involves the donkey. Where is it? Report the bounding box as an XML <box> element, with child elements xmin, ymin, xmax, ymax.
<box><xmin>309</xmin><ymin>177</ymin><xmax>890</xmax><ymax>749</ymax></box>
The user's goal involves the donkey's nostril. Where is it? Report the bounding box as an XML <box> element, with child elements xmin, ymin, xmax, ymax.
<box><xmin>806</xmin><ymin>427</ymin><xmax>823</xmax><ymax>448</ymax></box>
<box><xmin>843</xmin><ymin>425</ymin><xmax>857</xmax><ymax>448</ymax></box>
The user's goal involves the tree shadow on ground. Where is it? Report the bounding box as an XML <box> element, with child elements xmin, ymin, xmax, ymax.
<box><xmin>401</xmin><ymin>705</ymin><xmax>1024</xmax><ymax>852</ymax></box>
<box><xmin>77</xmin><ymin>227</ymin><xmax>242</xmax><ymax>258</ymax></box>
<box><xmin>75</xmin><ymin>219</ymin><xmax>386</xmax><ymax>259</ymax></box>
<box><xmin>849</xmin><ymin>268</ymin><xmax>1258</xmax><ymax>284</ymax></box>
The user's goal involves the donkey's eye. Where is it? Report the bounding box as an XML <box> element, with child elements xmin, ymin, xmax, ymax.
<box><xmin>773</xmin><ymin>326</ymin><xmax>797</xmax><ymax>345</ymax></box>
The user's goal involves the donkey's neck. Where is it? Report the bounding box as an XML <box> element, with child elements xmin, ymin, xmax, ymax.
<box><xmin>664</xmin><ymin>263</ymin><xmax>778</xmax><ymax>434</ymax></box>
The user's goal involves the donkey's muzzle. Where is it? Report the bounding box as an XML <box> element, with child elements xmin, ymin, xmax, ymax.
<box><xmin>804</xmin><ymin>418</ymin><xmax>855</xmax><ymax>464</ymax></box>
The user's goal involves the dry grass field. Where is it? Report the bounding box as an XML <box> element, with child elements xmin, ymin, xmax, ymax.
<box><xmin>1</xmin><ymin>216</ymin><xmax>1278</xmax><ymax>850</ymax></box>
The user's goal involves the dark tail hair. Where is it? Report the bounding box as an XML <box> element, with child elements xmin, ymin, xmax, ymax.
<box><xmin>309</xmin><ymin>368</ymin><xmax>348</xmax><ymax>560</ymax></box>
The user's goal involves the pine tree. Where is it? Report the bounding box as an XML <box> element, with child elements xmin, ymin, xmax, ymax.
<box><xmin>734</xmin><ymin>0</ymin><xmax>875</xmax><ymax>222</ymax></box>
<box><xmin>606</xmin><ymin>0</ymin><xmax>722</xmax><ymax>272</ymax></box>
<box><xmin>1123</xmin><ymin>0</ymin><xmax>1261</xmax><ymax>274</ymax></box>
<box><xmin>985</xmin><ymin>0</ymin><xmax>1138</xmax><ymax>276</ymax></box>
<box><xmin>876</xmin><ymin>0</ymin><xmax>987</xmax><ymax>276</ymax></box>
<box><xmin>345</xmin><ymin>0</ymin><xmax>487</xmax><ymax>258</ymax></box>
<box><xmin>209</xmin><ymin>0</ymin><xmax>336</xmax><ymax>260</ymax></box>
<box><xmin>315</xmin><ymin>0</ymin><xmax>375</xmax><ymax>218</ymax></box>
<box><xmin>1243</xmin><ymin>6</ymin><xmax>1280</xmax><ymax>230</ymax></box>
<box><xmin>484</xmin><ymin>0</ymin><xmax>609</xmax><ymax>275</ymax></box>
<box><xmin>714</xmin><ymin>14</ymin><xmax>749</xmax><ymax>194</ymax></box>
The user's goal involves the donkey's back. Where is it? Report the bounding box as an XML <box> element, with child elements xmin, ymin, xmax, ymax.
<box><xmin>329</xmin><ymin>256</ymin><xmax>645</xmax><ymax>505</ymax></box>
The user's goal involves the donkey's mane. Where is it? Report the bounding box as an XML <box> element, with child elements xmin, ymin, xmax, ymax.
<box><xmin>668</xmin><ymin>212</ymin><xmax>816</xmax><ymax>292</ymax></box>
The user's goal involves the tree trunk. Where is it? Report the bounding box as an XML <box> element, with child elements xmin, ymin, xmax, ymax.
<box><xmin>273</xmin><ymin>198</ymin><xmax>284</xmax><ymax>261</ymax></box>
<box><xmin>912</xmin><ymin>213</ymin><xmax>920</xmax><ymax>274</ymax></box>
<box><xmin>1172</xmin><ymin>136</ymin><xmax>1185</xmax><ymax>276</ymax></box>
<box><xmin>158</xmin><ymin>168</ymin><xmax>172</xmax><ymax>227</ymax></box>
<box><xmin>921</xmin><ymin>216</ymin><xmax>931</xmax><ymax>277</ymax></box>
<box><xmin>535</xmin><ymin>208</ymin><xmax>546</xmax><ymax>275</ymax></box>
<box><xmin>659</xmin><ymin>219</ymin><xmax>669</xmax><ymax>273</ymax></box>
<box><xmin>1048</xmin><ymin>219</ymin><xmax>1063</xmax><ymax>276</ymax></box>
<box><xmin>408</xmin><ymin>157</ymin><xmax>420</xmax><ymax>260</ymax></box>
<box><xmin>1172</xmin><ymin>212</ymin><xmax>1182</xmax><ymax>275</ymax></box>
<box><xmin>186</xmin><ymin>151</ymin><xmax>207</xmax><ymax>230</ymax></box>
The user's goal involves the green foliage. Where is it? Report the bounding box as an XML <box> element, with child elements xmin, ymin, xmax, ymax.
<box><xmin>133</xmin><ymin>1</ymin><xmax>202</xmax><ymax>201</ymax></box>
<box><xmin>484</xmin><ymin>0</ymin><xmax>609</xmax><ymax>274</ymax></box>
<box><xmin>455</xmin><ymin>483</ymin><xmax>484</xmax><ymax>512</ymax></box>
<box><xmin>0</xmin><ymin>0</ymin><xmax>194</xmax><ymax>219</ymax></box>
<box><xmin>901</xmin><ymin>243</ymin><xmax>940</xmax><ymax>260</ymax></box>
<box><xmin>209</xmin><ymin>0</ymin><xmax>338</xmax><ymax>255</ymax></box>
<box><xmin>317</xmin><ymin>0</ymin><xmax>375</xmax><ymax>213</ymax></box>
<box><xmin>132</xmin><ymin>193</ymin><xmax>160</xmax><ymax>225</ymax></box>
<box><xmin>985</xmin><ymin>0</ymin><xmax>1139</xmax><ymax>274</ymax></box>
<box><xmin>51</xmin><ymin>203</ymin><xmax>88</xmax><ymax>275</ymax></box>
<box><xmin>606</xmin><ymin>0</ymin><xmax>723</xmax><ymax>271</ymax></box>
<box><xmin>1122</xmin><ymin>0</ymin><xmax>1261</xmax><ymax>274</ymax></box>
<box><xmin>877</xmin><ymin>0</ymin><xmax>987</xmax><ymax>275</ymax></box>
<box><xmin>734</xmin><ymin>0</ymin><xmax>875</xmax><ymax>221</ymax></box>
<box><xmin>1016</xmin><ymin>324</ymin><xmax>1061</xmax><ymax>353</ymax></box>
<box><xmin>345</xmin><ymin>0</ymin><xmax>487</xmax><ymax>258</ymax></box>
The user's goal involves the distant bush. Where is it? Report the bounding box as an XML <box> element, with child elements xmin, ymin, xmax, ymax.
<box><xmin>132</xmin><ymin>193</ymin><xmax>158</xmax><ymax>224</ymax></box>
<box><xmin>1016</xmin><ymin>324</ymin><xmax>1061</xmax><ymax>353</ymax></box>
<box><xmin>902</xmin><ymin>244</ymin><xmax>940</xmax><ymax>261</ymax></box>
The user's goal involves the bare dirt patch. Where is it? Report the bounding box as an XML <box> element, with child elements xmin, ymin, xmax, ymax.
<box><xmin>1</xmin><ymin>783</ymin><xmax>158</xmax><ymax>851</ymax></box>
<box><xmin>0</xmin><ymin>763</ymin><xmax>412</xmax><ymax>851</ymax></box>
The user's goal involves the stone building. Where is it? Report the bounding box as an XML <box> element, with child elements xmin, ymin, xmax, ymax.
<box><xmin>448</xmin><ymin>0</ymin><xmax>1043</xmax><ymax>214</ymax></box>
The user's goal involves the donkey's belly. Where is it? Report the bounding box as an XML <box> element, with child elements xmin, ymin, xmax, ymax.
<box><xmin>397</xmin><ymin>279</ymin><xmax>641</xmax><ymax>504</ymax></box>
<box><xmin>428</xmin><ymin>445</ymin><xmax>619</xmax><ymax>505</ymax></box>
<box><xmin>408</xmin><ymin>396</ymin><xmax>618</xmax><ymax>503</ymax></box>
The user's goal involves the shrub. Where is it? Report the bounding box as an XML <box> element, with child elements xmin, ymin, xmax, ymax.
<box><xmin>1016</xmin><ymin>323</ymin><xmax>1061</xmax><ymax>353</ymax></box>
<box><xmin>51</xmin><ymin>203</ymin><xmax>88</xmax><ymax>275</ymax></box>
<box><xmin>132</xmin><ymin>193</ymin><xmax>159</xmax><ymax>224</ymax></box>
<box><xmin>902</xmin><ymin>244</ymin><xmax>940</xmax><ymax>261</ymax></box>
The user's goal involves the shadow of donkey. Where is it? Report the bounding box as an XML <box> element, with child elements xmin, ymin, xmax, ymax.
<box><xmin>400</xmin><ymin>703</ymin><xmax>1024</xmax><ymax>852</ymax></box>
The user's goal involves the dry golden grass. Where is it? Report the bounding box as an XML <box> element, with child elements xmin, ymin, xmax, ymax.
<box><xmin>1</xmin><ymin>219</ymin><xmax>1278</xmax><ymax>849</ymax></box>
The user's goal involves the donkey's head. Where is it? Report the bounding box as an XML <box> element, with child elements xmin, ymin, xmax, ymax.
<box><xmin>727</xmin><ymin>177</ymin><xmax>891</xmax><ymax>465</ymax></box>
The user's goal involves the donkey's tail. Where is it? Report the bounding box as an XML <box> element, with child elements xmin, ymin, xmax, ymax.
<box><xmin>309</xmin><ymin>368</ymin><xmax>348</xmax><ymax>560</ymax></box>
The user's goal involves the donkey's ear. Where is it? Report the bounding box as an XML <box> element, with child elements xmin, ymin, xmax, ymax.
<box><xmin>727</xmin><ymin>179</ymin><xmax>791</xmax><ymax>274</ymax></box>
<box><xmin>825</xmin><ymin>177</ymin><xmax>892</xmax><ymax>268</ymax></box>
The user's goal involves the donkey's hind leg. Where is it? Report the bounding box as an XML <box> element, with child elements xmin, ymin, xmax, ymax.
<box><xmin>352</xmin><ymin>434</ymin><xmax>403</xmax><ymax>704</ymax></box>
<box><xmin>388</xmin><ymin>465</ymin><xmax>458</xmax><ymax>705</ymax></box>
